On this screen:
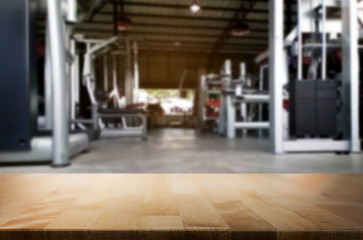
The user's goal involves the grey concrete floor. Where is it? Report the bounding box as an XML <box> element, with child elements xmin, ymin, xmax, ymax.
<box><xmin>1</xmin><ymin>128</ymin><xmax>363</xmax><ymax>173</ymax></box>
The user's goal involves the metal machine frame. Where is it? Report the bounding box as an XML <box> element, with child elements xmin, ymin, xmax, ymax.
<box><xmin>0</xmin><ymin>0</ymin><xmax>91</xmax><ymax>166</ymax></box>
<box><xmin>78</xmin><ymin>36</ymin><xmax>148</xmax><ymax>140</ymax></box>
<box><xmin>198</xmin><ymin>74</ymin><xmax>224</xmax><ymax>132</ymax></box>
<box><xmin>269</xmin><ymin>0</ymin><xmax>360</xmax><ymax>153</ymax></box>
<box><xmin>199</xmin><ymin>60</ymin><xmax>270</xmax><ymax>138</ymax></box>
<box><xmin>224</xmin><ymin>61</ymin><xmax>270</xmax><ymax>139</ymax></box>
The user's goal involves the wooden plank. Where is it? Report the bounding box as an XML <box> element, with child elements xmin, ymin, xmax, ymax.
<box><xmin>141</xmin><ymin>175</ymin><xmax>179</xmax><ymax>216</ymax></box>
<box><xmin>0</xmin><ymin>174</ymin><xmax>362</xmax><ymax>240</ymax></box>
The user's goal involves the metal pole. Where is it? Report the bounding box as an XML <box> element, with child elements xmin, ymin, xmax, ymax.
<box><xmin>240</xmin><ymin>63</ymin><xmax>247</xmax><ymax>137</ymax></box>
<box><xmin>125</xmin><ymin>39</ymin><xmax>133</xmax><ymax>104</ymax></box>
<box><xmin>75</xmin><ymin>53</ymin><xmax>80</xmax><ymax>107</ymax></box>
<box><xmin>269</xmin><ymin>0</ymin><xmax>284</xmax><ymax>153</ymax></box>
<box><xmin>70</xmin><ymin>39</ymin><xmax>77</xmax><ymax>129</ymax></box>
<box><xmin>113</xmin><ymin>54</ymin><xmax>119</xmax><ymax>107</ymax></box>
<box><xmin>198</xmin><ymin>69</ymin><xmax>206</xmax><ymax>129</ymax></box>
<box><xmin>45</xmin><ymin>23</ymin><xmax>53</xmax><ymax>130</ymax></box>
<box><xmin>218</xmin><ymin>63</ymin><xmax>230</xmax><ymax>136</ymax></box>
<box><xmin>133</xmin><ymin>41</ymin><xmax>140</xmax><ymax>103</ymax></box>
<box><xmin>141</xmin><ymin>114</ymin><xmax>147</xmax><ymax>140</ymax></box>
<box><xmin>236</xmin><ymin>63</ymin><xmax>244</xmax><ymax>96</ymax></box>
<box><xmin>342</xmin><ymin>0</ymin><xmax>360</xmax><ymax>152</ymax></box>
<box><xmin>322</xmin><ymin>0</ymin><xmax>327</xmax><ymax>80</ymax></box>
<box><xmin>91</xmin><ymin>55</ymin><xmax>96</xmax><ymax>90</ymax></box>
<box><xmin>47</xmin><ymin>0</ymin><xmax>70</xmax><ymax>166</ymax></box>
<box><xmin>113</xmin><ymin>55</ymin><xmax>117</xmax><ymax>88</ymax></box>
<box><xmin>66</xmin><ymin>0</ymin><xmax>77</xmax><ymax>24</ymax></box>
<box><xmin>297</xmin><ymin>0</ymin><xmax>303</xmax><ymax>80</ymax></box>
<box><xmin>258</xmin><ymin>66</ymin><xmax>266</xmax><ymax>138</ymax></box>
<box><xmin>224</xmin><ymin>60</ymin><xmax>235</xmax><ymax>139</ymax></box>
<box><xmin>104</xmin><ymin>55</ymin><xmax>108</xmax><ymax>91</ymax></box>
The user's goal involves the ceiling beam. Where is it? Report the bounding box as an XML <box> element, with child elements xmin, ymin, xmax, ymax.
<box><xmin>114</xmin><ymin>1</ymin><xmax>263</xmax><ymax>14</ymax></box>
<box><xmin>37</xmin><ymin>28</ymin><xmax>267</xmax><ymax>48</ymax></box>
<box><xmin>141</xmin><ymin>42</ymin><xmax>263</xmax><ymax>51</ymax></box>
<box><xmin>38</xmin><ymin>18</ymin><xmax>273</xmax><ymax>33</ymax></box>
<box><xmin>95</xmin><ymin>11</ymin><xmax>270</xmax><ymax>24</ymax></box>
<box><xmin>93</xmin><ymin>11</ymin><xmax>297</xmax><ymax>26</ymax></box>
<box><xmin>74</xmin><ymin>28</ymin><xmax>269</xmax><ymax>41</ymax></box>
<box><xmin>78</xmin><ymin>21</ymin><xmax>270</xmax><ymax>33</ymax></box>
<box><xmin>106</xmin><ymin>1</ymin><xmax>296</xmax><ymax>15</ymax></box>
<box><xmin>145</xmin><ymin>40</ymin><xmax>266</xmax><ymax>49</ymax></box>
<box><xmin>138</xmin><ymin>47</ymin><xmax>260</xmax><ymax>55</ymax></box>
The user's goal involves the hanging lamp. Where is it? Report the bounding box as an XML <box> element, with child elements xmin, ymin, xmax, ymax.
<box><xmin>231</xmin><ymin>22</ymin><xmax>250</xmax><ymax>37</ymax></box>
<box><xmin>190</xmin><ymin>0</ymin><xmax>201</xmax><ymax>13</ymax></box>
<box><xmin>117</xmin><ymin>0</ymin><xmax>132</xmax><ymax>31</ymax></box>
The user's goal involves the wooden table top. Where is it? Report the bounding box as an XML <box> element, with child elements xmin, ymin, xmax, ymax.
<box><xmin>0</xmin><ymin>174</ymin><xmax>362</xmax><ymax>240</ymax></box>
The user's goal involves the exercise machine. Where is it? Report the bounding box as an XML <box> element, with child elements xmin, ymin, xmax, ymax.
<box><xmin>224</xmin><ymin>61</ymin><xmax>270</xmax><ymax>139</ymax></box>
<box><xmin>0</xmin><ymin>0</ymin><xmax>104</xmax><ymax>166</ymax></box>
<box><xmin>217</xmin><ymin>60</ymin><xmax>270</xmax><ymax>139</ymax></box>
<box><xmin>198</xmin><ymin>74</ymin><xmax>224</xmax><ymax>132</ymax></box>
<box><xmin>78</xmin><ymin>36</ymin><xmax>148</xmax><ymax>140</ymax></box>
<box><xmin>269</xmin><ymin>0</ymin><xmax>361</xmax><ymax>153</ymax></box>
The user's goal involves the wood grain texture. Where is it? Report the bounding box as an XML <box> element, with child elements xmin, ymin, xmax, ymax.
<box><xmin>0</xmin><ymin>174</ymin><xmax>362</xmax><ymax>240</ymax></box>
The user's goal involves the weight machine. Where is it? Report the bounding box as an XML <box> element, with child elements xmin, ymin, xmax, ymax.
<box><xmin>198</xmin><ymin>74</ymin><xmax>224</xmax><ymax>132</ymax></box>
<box><xmin>77</xmin><ymin>36</ymin><xmax>147</xmax><ymax>140</ymax></box>
<box><xmin>219</xmin><ymin>60</ymin><xmax>270</xmax><ymax>139</ymax></box>
<box><xmin>199</xmin><ymin>60</ymin><xmax>270</xmax><ymax>138</ymax></box>
<box><xmin>269</xmin><ymin>0</ymin><xmax>360</xmax><ymax>153</ymax></box>
<box><xmin>228</xmin><ymin>64</ymin><xmax>270</xmax><ymax>139</ymax></box>
<box><xmin>0</xmin><ymin>0</ymin><xmax>107</xmax><ymax>166</ymax></box>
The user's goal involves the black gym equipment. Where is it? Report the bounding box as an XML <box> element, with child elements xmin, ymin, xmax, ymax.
<box><xmin>0</xmin><ymin>0</ymin><xmax>38</xmax><ymax>151</ymax></box>
<box><xmin>0</xmin><ymin>0</ymin><xmax>90</xmax><ymax>165</ymax></box>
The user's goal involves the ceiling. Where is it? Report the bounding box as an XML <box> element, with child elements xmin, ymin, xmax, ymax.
<box><xmin>74</xmin><ymin>0</ymin><xmax>297</xmax><ymax>55</ymax></box>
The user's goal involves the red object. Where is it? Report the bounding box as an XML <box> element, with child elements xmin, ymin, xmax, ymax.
<box><xmin>207</xmin><ymin>100</ymin><xmax>221</xmax><ymax>108</ymax></box>
<box><xmin>283</xmin><ymin>99</ymin><xmax>289</xmax><ymax>111</ymax></box>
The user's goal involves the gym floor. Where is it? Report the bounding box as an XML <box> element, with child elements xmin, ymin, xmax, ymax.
<box><xmin>1</xmin><ymin>128</ymin><xmax>363</xmax><ymax>173</ymax></box>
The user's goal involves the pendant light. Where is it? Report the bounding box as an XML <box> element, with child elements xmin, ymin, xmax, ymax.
<box><xmin>190</xmin><ymin>0</ymin><xmax>201</xmax><ymax>13</ymax></box>
<box><xmin>231</xmin><ymin>22</ymin><xmax>250</xmax><ymax>37</ymax></box>
<box><xmin>117</xmin><ymin>0</ymin><xmax>132</xmax><ymax>31</ymax></box>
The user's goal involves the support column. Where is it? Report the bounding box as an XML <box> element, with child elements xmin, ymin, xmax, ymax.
<box><xmin>70</xmin><ymin>39</ymin><xmax>77</xmax><ymax>128</ymax></box>
<box><xmin>45</xmin><ymin>24</ymin><xmax>53</xmax><ymax>130</ymax></box>
<box><xmin>258</xmin><ymin>66</ymin><xmax>266</xmax><ymax>138</ymax></box>
<box><xmin>133</xmin><ymin>41</ymin><xmax>140</xmax><ymax>103</ymax></box>
<box><xmin>239</xmin><ymin>63</ymin><xmax>247</xmax><ymax>137</ymax></box>
<box><xmin>269</xmin><ymin>0</ymin><xmax>284</xmax><ymax>154</ymax></box>
<box><xmin>104</xmin><ymin>56</ymin><xmax>108</xmax><ymax>91</ymax></box>
<box><xmin>113</xmin><ymin>54</ymin><xmax>119</xmax><ymax>107</ymax></box>
<box><xmin>47</xmin><ymin>0</ymin><xmax>69</xmax><ymax>166</ymax></box>
<box><xmin>125</xmin><ymin>39</ymin><xmax>133</xmax><ymax>104</ymax></box>
<box><xmin>224</xmin><ymin>60</ymin><xmax>235</xmax><ymax>139</ymax></box>
<box><xmin>342</xmin><ymin>0</ymin><xmax>360</xmax><ymax>152</ymax></box>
